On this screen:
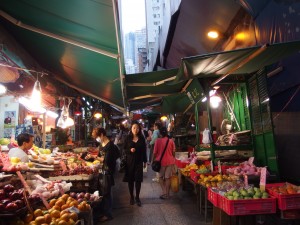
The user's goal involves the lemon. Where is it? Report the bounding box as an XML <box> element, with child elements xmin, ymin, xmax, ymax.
<box><xmin>10</xmin><ymin>157</ymin><xmax>21</xmax><ymax>163</ymax></box>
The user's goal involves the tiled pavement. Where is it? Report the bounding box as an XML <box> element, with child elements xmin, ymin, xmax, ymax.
<box><xmin>94</xmin><ymin>167</ymin><xmax>210</xmax><ymax>225</ymax></box>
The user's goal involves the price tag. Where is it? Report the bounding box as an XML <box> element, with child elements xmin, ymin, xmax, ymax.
<box><xmin>210</xmin><ymin>160</ymin><xmax>214</xmax><ymax>172</ymax></box>
<box><xmin>60</xmin><ymin>160</ymin><xmax>67</xmax><ymax>172</ymax></box>
<box><xmin>16</xmin><ymin>171</ymin><xmax>32</xmax><ymax>195</ymax></box>
<box><xmin>85</xmin><ymin>182</ymin><xmax>89</xmax><ymax>187</ymax></box>
<box><xmin>260</xmin><ymin>167</ymin><xmax>267</xmax><ymax>191</ymax></box>
<box><xmin>244</xmin><ymin>174</ymin><xmax>248</xmax><ymax>187</ymax></box>
<box><xmin>248</xmin><ymin>157</ymin><xmax>254</xmax><ymax>165</ymax></box>
<box><xmin>39</xmin><ymin>195</ymin><xmax>50</xmax><ymax>209</ymax></box>
<box><xmin>217</xmin><ymin>161</ymin><xmax>222</xmax><ymax>174</ymax></box>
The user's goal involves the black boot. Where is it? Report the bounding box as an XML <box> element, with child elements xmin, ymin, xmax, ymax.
<box><xmin>136</xmin><ymin>197</ymin><xmax>141</xmax><ymax>207</ymax></box>
<box><xmin>130</xmin><ymin>196</ymin><xmax>135</xmax><ymax>205</ymax></box>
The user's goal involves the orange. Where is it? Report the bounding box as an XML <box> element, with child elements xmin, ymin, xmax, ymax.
<box><xmin>50</xmin><ymin>210</ymin><xmax>60</xmax><ymax>219</ymax></box>
<box><xmin>34</xmin><ymin>216</ymin><xmax>45</xmax><ymax>225</ymax></box>
<box><xmin>69</xmin><ymin>212</ymin><xmax>78</xmax><ymax>222</ymax></box>
<box><xmin>49</xmin><ymin>199</ymin><xmax>57</xmax><ymax>207</ymax></box>
<box><xmin>44</xmin><ymin>214</ymin><xmax>52</xmax><ymax>224</ymax></box>
<box><xmin>61</xmin><ymin>194</ymin><xmax>69</xmax><ymax>202</ymax></box>
<box><xmin>55</xmin><ymin>199</ymin><xmax>65</xmax><ymax>207</ymax></box>
<box><xmin>52</xmin><ymin>205</ymin><xmax>61</xmax><ymax>211</ymax></box>
<box><xmin>58</xmin><ymin>221</ymin><xmax>67</xmax><ymax>225</ymax></box>
<box><xmin>61</xmin><ymin>204</ymin><xmax>69</xmax><ymax>211</ymax></box>
<box><xmin>24</xmin><ymin>213</ymin><xmax>34</xmax><ymax>223</ymax></box>
<box><xmin>34</xmin><ymin>209</ymin><xmax>44</xmax><ymax>218</ymax></box>
<box><xmin>60</xmin><ymin>213</ymin><xmax>70</xmax><ymax>222</ymax></box>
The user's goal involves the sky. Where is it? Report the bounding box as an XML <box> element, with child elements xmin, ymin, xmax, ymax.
<box><xmin>121</xmin><ymin>0</ymin><xmax>146</xmax><ymax>33</ymax></box>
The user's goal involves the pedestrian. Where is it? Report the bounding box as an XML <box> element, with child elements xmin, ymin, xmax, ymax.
<box><xmin>123</xmin><ymin>121</ymin><xmax>147</xmax><ymax>207</ymax></box>
<box><xmin>85</xmin><ymin>127</ymin><xmax>120</xmax><ymax>222</ymax></box>
<box><xmin>149</xmin><ymin>122</ymin><xmax>161</xmax><ymax>182</ymax></box>
<box><xmin>153</xmin><ymin>126</ymin><xmax>176</xmax><ymax>199</ymax></box>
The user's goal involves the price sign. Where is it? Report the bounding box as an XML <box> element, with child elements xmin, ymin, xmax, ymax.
<box><xmin>248</xmin><ymin>157</ymin><xmax>254</xmax><ymax>165</ymax></box>
<box><xmin>60</xmin><ymin>160</ymin><xmax>67</xmax><ymax>172</ymax></box>
<box><xmin>244</xmin><ymin>174</ymin><xmax>248</xmax><ymax>187</ymax></box>
<box><xmin>39</xmin><ymin>195</ymin><xmax>50</xmax><ymax>209</ymax></box>
<box><xmin>260</xmin><ymin>167</ymin><xmax>267</xmax><ymax>191</ymax></box>
<box><xmin>16</xmin><ymin>171</ymin><xmax>32</xmax><ymax>195</ymax></box>
<box><xmin>217</xmin><ymin>161</ymin><xmax>222</xmax><ymax>174</ymax></box>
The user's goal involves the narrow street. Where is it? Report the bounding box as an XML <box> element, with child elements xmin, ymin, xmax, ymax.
<box><xmin>95</xmin><ymin>168</ymin><xmax>209</xmax><ymax>225</ymax></box>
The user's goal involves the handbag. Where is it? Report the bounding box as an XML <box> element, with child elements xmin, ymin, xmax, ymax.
<box><xmin>151</xmin><ymin>138</ymin><xmax>169</xmax><ymax>172</ymax></box>
<box><xmin>98</xmin><ymin>172</ymin><xmax>114</xmax><ymax>196</ymax></box>
<box><xmin>170</xmin><ymin>174</ymin><xmax>179</xmax><ymax>193</ymax></box>
<box><xmin>118</xmin><ymin>153</ymin><xmax>127</xmax><ymax>173</ymax></box>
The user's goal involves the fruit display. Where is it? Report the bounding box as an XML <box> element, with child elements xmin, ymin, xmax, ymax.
<box><xmin>195</xmin><ymin>164</ymin><xmax>210</xmax><ymax>174</ymax></box>
<box><xmin>0</xmin><ymin>184</ymin><xmax>40</xmax><ymax>214</ymax></box>
<box><xmin>197</xmin><ymin>174</ymin><xmax>237</xmax><ymax>188</ymax></box>
<box><xmin>267</xmin><ymin>183</ymin><xmax>300</xmax><ymax>195</ymax></box>
<box><xmin>28</xmin><ymin>180</ymin><xmax>72</xmax><ymax>200</ymax></box>
<box><xmin>226</xmin><ymin>160</ymin><xmax>266</xmax><ymax>176</ymax></box>
<box><xmin>0</xmin><ymin>138</ymin><xmax>10</xmax><ymax>146</ymax></box>
<box><xmin>180</xmin><ymin>164</ymin><xmax>198</xmax><ymax>176</ymax></box>
<box><xmin>224</xmin><ymin>187</ymin><xmax>269</xmax><ymax>200</ymax></box>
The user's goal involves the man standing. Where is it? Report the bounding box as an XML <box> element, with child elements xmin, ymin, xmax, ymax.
<box><xmin>8</xmin><ymin>133</ymin><xmax>34</xmax><ymax>163</ymax></box>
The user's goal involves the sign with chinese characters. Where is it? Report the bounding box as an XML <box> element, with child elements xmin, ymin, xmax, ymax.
<box><xmin>185</xmin><ymin>79</ymin><xmax>204</xmax><ymax>104</ymax></box>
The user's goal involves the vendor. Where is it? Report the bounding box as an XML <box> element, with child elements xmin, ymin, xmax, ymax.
<box><xmin>8</xmin><ymin>133</ymin><xmax>34</xmax><ymax>163</ymax></box>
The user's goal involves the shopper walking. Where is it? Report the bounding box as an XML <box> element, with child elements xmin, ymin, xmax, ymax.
<box><xmin>86</xmin><ymin>127</ymin><xmax>120</xmax><ymax>222</ymax></box>
<box><xmin>153</xmin><ymin>127</ymin><xmax>176</xmax><ymax>199</ymax></box>
<box><xmin>149</xmin><ymin>122</ymin><xmax>161</xmax><ymax>182</ymax></box>
<box><xmin>123</xmin><ymin>122</ymin><xmax>147</xmax><ymax>207</ymax></box>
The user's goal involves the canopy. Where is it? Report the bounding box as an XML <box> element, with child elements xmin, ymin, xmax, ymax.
<box><xmin>0</xmin><ymin>0</ymin><xmax>125</xmax><ymax>110</ymax></box>
<box><xmin>126</xmin><ymin>41</ymin><xmax>300</xmax><ymax>112</ymax></box>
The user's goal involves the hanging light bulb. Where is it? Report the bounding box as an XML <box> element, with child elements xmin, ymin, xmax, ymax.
<box><xmin>31</xmin><ymin>80</ymin><xmax>42</xmax><ymax>107</ymax></box>
<box><xmin>94</xmin><ymin>111</ymin><xmax>103</xmax><ymax>119</ymax></box>
<box><xmin>210</xmin><ymin>95</ymin><xmax>222</xmax><ymax>108</ymax></box>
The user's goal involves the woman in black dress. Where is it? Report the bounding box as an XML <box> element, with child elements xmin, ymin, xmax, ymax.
<box><xmin>123</xmin><ymin>122</ymin><xmax>147</xmax><ymax>206</ymax></box>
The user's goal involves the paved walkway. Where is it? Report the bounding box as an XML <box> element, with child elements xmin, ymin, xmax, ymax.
<box><xmin>95</xmin><ymin>167</ymin><xmax>210</xmax><ymax>225</ymax></box>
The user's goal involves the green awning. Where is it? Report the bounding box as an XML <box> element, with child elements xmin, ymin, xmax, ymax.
<box><xmin>0</xmin><ymin>0</ymin><xmax>125</xmax><ymax>110</ymax></box>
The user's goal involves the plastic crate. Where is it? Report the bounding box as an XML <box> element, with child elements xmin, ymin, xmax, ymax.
<box><xmin>175</xmin><ymin>158</ymin><xmax>189</xmax><ymax>168</ymax></box>
<box><xmin>207</xmin><ymin>188</ymin><xmax>220</xmax><ymax>207</ymax></box>
<box><xmin>266</xmin><ymin>183</ymin><xmax>300</xmax><ymax>210</ymax></box>
<box><xmin>190</xmin><ymin>169</ymin><xmax>199</xmax><ymax>183</ymax></box>
<box><xmin>219</xmin><ymin>195</ymin><xmax>276</xmax><ymax>216</ymax></box>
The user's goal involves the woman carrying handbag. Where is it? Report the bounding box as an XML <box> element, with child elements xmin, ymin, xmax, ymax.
<box><xmin>153</xmin><ymin>127</ymin><xmax>176</xmax><ymax>199</ymax></box>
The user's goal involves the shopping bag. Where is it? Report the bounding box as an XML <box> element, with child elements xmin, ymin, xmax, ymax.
<box><xmin>98</xmin><ymin>173</ymin><xmax>114</xmax><ymax>196</ymax></box>
<box><xmin>143</xmin><ymin>164</ymin><xmax>148</xmax><ymax>173</ymax></box>
<box><xmin>170</xmin><ymin>174</ymin><xmax>179</xmax><ymax>193</ymax></box>
<box><xmin>119</xmin><ymin>154</ymin><xmax>127</xmax><ymax>173</ymax></box>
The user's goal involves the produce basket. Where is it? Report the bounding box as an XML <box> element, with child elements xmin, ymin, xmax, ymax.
<box><xmin>219</xmin><ymin>195</ymin><xmax>276</xmax><ymax>216</ymax></box>
<box><xmin>207</xmin><ymin>188</ymin><xmax>220</xmax><ymax>207</ymax></box>
<box><xmin>190</xmin><ymin>169</ymin><xmax>199</xmax><ymax>183</ymax></box>
<box><xmin>175</xmin><ymin>159</ymin><xmax>189</xmax><ymax>168</ymax></box>
<box><xmin>266</xmin><ymin>183</ymin><xmax>300</xmax><ymax>210</ymax></box>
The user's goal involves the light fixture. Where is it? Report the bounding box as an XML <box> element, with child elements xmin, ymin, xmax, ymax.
<box><xmin>207</xmin><ymin>31</ymin><xmax>219</xmax><ymax>39</ymax></box>
<box><xmin>210</xmin><ymin>95</ymin><xmax>222</xmax><ymax>108</ymax></box>
<box><xmin>19</xmin><ymin>97</ymin><xmax>46</xmax><ymax>113</ymax></box>
<box><xmin>57</xmin><ymin>98</ymin><xmax>74</xmax><ymax>128</ymax></box>
<box><xmin>160</xmin><ymin>115</ymin><xmax>168</xmax><ymax>121</ymax></box>
<box><xmin>31</xmin><ymin>79</ymin><xmax>42</xmax><ymax>107</ymax></box>
<box><xmin>0</xmin><ymin>84</ymin><xmax>7</xmax><ymax>95</ymax></box>
<box><xmin>94</xmin><ymin>110</ymin><xmax>103</xmax><ymax>119</ymax></box>
<box><xmin>46</xmin><ymin>110</ymin><xmax>58</xmax><ymax>118</ymax></box>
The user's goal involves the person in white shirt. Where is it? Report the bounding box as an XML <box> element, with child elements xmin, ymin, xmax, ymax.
<box><xmin>8</xmin><ymin>133</ymin><xmax>34</xmax><ymax>163</ymax></box>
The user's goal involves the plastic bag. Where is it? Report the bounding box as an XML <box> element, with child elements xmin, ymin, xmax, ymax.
<box><xmin>170</xmin><ymin>174</ymin><xmax>179</xmax><ymax>193</ymax></box>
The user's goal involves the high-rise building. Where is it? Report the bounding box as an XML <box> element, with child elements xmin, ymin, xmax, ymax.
<box><xmin>135</xmin><ymin>28</ymin><xmax>147</xmax><ymax>73</ymax></box>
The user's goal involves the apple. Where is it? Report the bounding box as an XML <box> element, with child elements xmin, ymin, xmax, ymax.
<box><xmin>5</xmin><ymin>202</ymin><xmax>18</xmax><ymax>211</ymax></box>
<box><xmin>0</xmin><ymin>190</ymin><xmax>6</xmax><ymax>200</ymax></box>
<box><xmin>14</xmin><ymin>200</ymin><xmax>24</xmax><ymax>208</ymax></box>
<box><xmin>3</xmin><ymin>184</ymin><xmax>15</xmax><ymax>194</ymax></box>
<box><xmin>84</xmin><ymin>193</ymin><xmax>91</xmax><ymax>200</ymax></box>
<box><xmin>0</xmin><ymin>199</ymin><xmax>11</xmax><ymax>206</ymax></box>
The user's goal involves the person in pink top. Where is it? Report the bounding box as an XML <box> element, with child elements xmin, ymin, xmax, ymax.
<box><xmin>153</xmin><ymin>126</ymin><xmax>176</xmax><ymax>199</ymax></box>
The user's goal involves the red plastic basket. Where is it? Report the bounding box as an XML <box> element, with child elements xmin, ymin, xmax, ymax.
<box><xmin>207</xmin><ymin>188</ymin><xmax>220</xmax><ymax>207</ymax></box>
<box><xmin>175</xmin><ymin>159</ymin><xmax>189</xmax><ymax>168</ymax></box>
<box><xmin>266</xmin><ymin>183</ymin><xmax>300</xmax><ymax>210</ymax></box>
<box><xmin>190</xmin><ymin>169</ymin><xmax>199</xmax><ymax>183</ymax></box>
<box><xmin>219</xmin><ymin>195</ymin><xmax>276</xmax><ymax>216</ymax></box>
